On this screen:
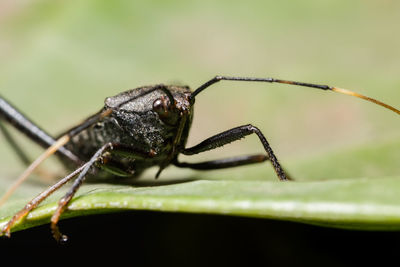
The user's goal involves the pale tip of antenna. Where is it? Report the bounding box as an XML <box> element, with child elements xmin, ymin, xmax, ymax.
<box><xmin>331</xmin><ymin>87</ymin><xmax>400</xmax><ymax>116</ymax></box>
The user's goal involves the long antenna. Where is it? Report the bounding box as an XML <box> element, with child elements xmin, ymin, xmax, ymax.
<box><xmin>191</xmin><ymin>76</ymin><xmax>400</xmax><ymax>115</ymax></box>
<box><xmin>331</xmin><ymin>87</ymin><xmax>400</xmax><ymax>115</ymax></box>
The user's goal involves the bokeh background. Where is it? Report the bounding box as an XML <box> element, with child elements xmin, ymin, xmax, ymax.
<box><xmin>1</xmin><ymin>0</ymin><xmax>400</xmax><ymax>262</ymax></box>
<box><xmin>1</xmin><ymin>0</ymin><xmax>400</xmax><ymax>180</ymax></box>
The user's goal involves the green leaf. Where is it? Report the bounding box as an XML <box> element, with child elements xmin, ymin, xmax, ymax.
<box><xmin>1</xmin><ymin>138</ymin><xmax>400</xmax><ymax>234</ymax></box>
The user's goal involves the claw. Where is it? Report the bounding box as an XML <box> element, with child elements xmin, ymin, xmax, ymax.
<box><xmin>3</xmin><ymin>228</ymin><xmax>11</xmax><ymax>238</ymax></box>
<box><xmin>51</xmin><ymin>221</ymin><xmax>68</xmax><ymax>243</ymax></box>
<box><xmin>0</xmin><ymin>225</ymin><xmax>11</xmax><ymax>238</ymax></box>
<box><xmin>51</xmin><ymin>203</ymin><xmax>66</xmax><ymax>243</ymax></box>
<box><xmin>0</xmin><ymin>208</ymin><xmax>29</xmax><ymax>238</ymax></box>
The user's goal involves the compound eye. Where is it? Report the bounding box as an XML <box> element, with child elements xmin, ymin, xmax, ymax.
<box><xmin>153</xmin><ymin>98</ymin><xmax>169</xmax><ymax>117</ymax></box>
<box><xmin>152</xmin><ymin>97</ymin><xmax>180</xmax><ymax>125</ymax></box>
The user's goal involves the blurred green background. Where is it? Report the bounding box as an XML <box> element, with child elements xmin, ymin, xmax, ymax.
<box><xmin>1</xmin><ymin>0</ymin><xmax>400</xmax><ymax>180</ymax></box>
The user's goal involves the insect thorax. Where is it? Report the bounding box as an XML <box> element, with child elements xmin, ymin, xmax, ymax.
<box><xmin>64</xmin><ymin>85</ymin><xmax>193</xmax><ymax>177</ymax></box>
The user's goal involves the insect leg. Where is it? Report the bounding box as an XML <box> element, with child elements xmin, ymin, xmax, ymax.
<box><xmin>0</xmin><ymin>163</ymin><xmax>87</xmax><ymax>237</ymax></box>
<box><xmin>1</xmin><ymin>142</ymin><xmax>154</xmax><ymax>239</ymax></box>
<box><xmin>0</xmin><ymin>120</ymin><xmax>31</xmax><ymax>165</ymax></box>
<box><xmin>0</xmin><ymin>96</ymin><xmax>80</xmax><ymax>163</ymax></box>
<box><xmin>181</xmin><ymin>124</ymin><xmax>288</xmax><ymax>181</ymax></box>
<box><xmin>0</xmin><ymin>120</ymin><xmax>58</xmax><ymax>182</ymax></box>
<box><xmin>174</xmin><ymin>154</ymin><xmax>268</xmax><ymax>170</ymax></box>
<box><xmin>50</xmin><ymin>142</ymin><xmax>116</xmax><ymax>242</ymax></box>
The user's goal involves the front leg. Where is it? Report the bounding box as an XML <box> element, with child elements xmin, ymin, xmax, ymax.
<box><xmin>1</xmin><ymin>143</ymin><xmax>156</xmax><ymax>242</ymax></box>
<box><xmin>181</xmin><ymin>124</ymin><xmax>288</xmax><ymax>181</ymax></box>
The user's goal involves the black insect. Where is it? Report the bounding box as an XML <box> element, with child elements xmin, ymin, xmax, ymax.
<box><xmin>0</xmin><ymin>75</ymin><xmax>399</xmax><ymax>242</ymax></box>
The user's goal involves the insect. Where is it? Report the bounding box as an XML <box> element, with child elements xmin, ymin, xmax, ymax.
<box><xmin>0</xmin><ymin>75</ymin><xmax>399</xmax><ymax>242</ymax></box>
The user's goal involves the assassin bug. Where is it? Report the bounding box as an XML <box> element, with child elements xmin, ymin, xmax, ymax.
<box><xmin>0</xmin><ymin>75</ymin><xmax>399</xmax><ymax>242</ymax></box>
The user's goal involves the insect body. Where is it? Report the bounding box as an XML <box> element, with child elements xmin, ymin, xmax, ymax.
<box><xmin>63</xmin><ymin>85</ymin><xmax>193</xmax><ymax>179</ymax></box>
<box><xmin>0</xmin><ymin>76</ymin><xmax>399</xmax><ymax>242</ymax></box>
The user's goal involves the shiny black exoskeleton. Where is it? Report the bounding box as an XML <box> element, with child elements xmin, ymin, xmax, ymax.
<box><xmin>64</xmin><ymin>85</ymin><xmax>193</xmax><ymax>179</ymax></box>
<box><xmin>3</xmin><ymin>75</ymin><xmax>398</xmax><ymax>242</ymax></box>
